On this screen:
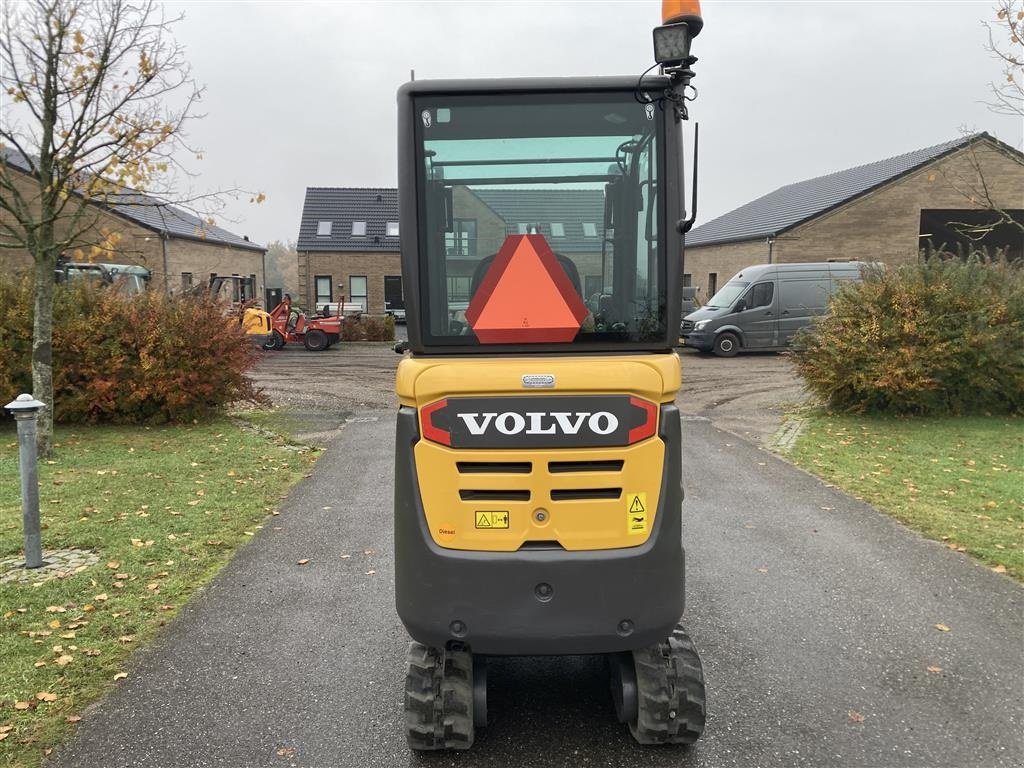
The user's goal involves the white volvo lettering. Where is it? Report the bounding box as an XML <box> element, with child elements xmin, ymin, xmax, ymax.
<box><xmin>550</xmin><ymin>412</ymin><xmax>589</xmax><ymax>434</ymax></box>
<box><xmin>496</xmin><ymin>412</ymin><xmax>526</xmax><ymax>434</ymax></box>
<box><xmin>455</xmin><ymin>410</ymin><xmax>619</xmax><ymax>437</ymax></box>
<box><xmin>526</xmin><ymin>413</ymin><xmax>557</xmax><ymax>434</ymax></box>
<box><xmin>588</xmin><ymin>412</ymin><xmax>618</xmax><ymax>435</ymax></box>
<box><xmin>457</xmin><ymin>412</ymin><xmax>497</xmax><ymax>435</ymax></box>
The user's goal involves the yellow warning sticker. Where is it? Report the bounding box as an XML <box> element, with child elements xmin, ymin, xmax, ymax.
<box><xmin>475</xmin><ymin>511</ymin><xmax>510</xmax><ymax>529</ymax></box>
<box><xmin>627</xmin><ymin>493</ymin><xmax>648</xmax><ymax>535</ymax></box>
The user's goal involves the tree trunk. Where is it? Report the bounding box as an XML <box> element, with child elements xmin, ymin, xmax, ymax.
<box><xmin>32</xmin><ymin>249</ymin><xmax>56</xmax><ymax>457</ymax></box>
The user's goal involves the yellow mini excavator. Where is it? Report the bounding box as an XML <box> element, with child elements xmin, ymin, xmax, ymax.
<box><xmin>394</xmin><ymin>0</ymin><xmax>707</xmax><ymax>749</ymax></box>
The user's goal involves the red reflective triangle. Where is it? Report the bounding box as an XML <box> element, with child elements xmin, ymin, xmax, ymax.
<box><xmin>465</xmin><ymin>235</ymin><xmax>588</xmax><ymax>343</ymax></box>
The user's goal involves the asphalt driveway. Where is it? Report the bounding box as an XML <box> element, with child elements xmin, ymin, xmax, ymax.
<box><xmin>46</xmin><ymin>410</ymin><xmax>1024</xmax><ymax>768</ymax></box>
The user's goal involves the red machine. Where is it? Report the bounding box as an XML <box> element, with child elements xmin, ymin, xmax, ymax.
<box><xmin>263</xmin><ymin>294</ymin><xmax>343</xmax><ymax>351</ymax></box>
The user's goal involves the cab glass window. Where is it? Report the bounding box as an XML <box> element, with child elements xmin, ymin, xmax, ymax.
<box><xmin>414</xmin><ymin>92</ymin><xmax>666</xmax><ymax>346</ymax></box>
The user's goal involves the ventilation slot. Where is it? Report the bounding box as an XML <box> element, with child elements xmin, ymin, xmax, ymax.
<box><xmin>550</xmin><ymin>488</ymin><xmax>622</xmax><ymax>501</ymax></box>
<box><xmin>518</xmin><ymin>540</ymin><xmax>565</xmax><ymax>551</ymax></box>
<box><xmin>459</xmin><ymin>489</ymin><xmax>530</xmax><ymax>502</ymax></box>
<box><xmin>548</xmin><ymin>460</ymin><xmax>624</xmax><ymax>473</ymax></box>
<box><xmin>457</xmin><ymin>462</ymin><xmax>532</xmax><ymax>474</ymax></box>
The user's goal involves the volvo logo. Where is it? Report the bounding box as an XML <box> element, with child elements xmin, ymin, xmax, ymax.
<box><xmin>420</xmin><ymin>395</ymin><xmax>657</xmax><ymax>449</ymax></box>
<box><xmin>457</xmin><ymin>411</ymin><xmax>618</xmax><ymax>436</ymax></box>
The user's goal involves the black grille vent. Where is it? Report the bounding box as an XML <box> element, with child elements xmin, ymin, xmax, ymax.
<box><xmin>548</xmin><ymin>460</ymin><xmax>624</xmax><ymax>473</ymax></box>
<box><xmin>550</xmin><ymin>488</ymin><xmax>622</xmax><ymax>501</ymax></box>
<box><xmin>459</xmin><ymin>489</ymin><xmax>531</xmax><ymax>501</ymax></box>
<box><xmin>457</xmin><ymin>462</ymin><xmax>532</xmax><ymax>474</ymax></box>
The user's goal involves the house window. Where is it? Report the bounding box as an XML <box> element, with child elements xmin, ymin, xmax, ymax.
<box><xmin>181</xmin><ymin>272</ymin><xmax>193</xmax><ymax>290</ymax></box>
<box><xmin>516</xmin><ymin>223</ymin><xmax>529</xmax><ymax>234</ymax></box>
<box><xmin>317</xmin><ymin>220</ymin><xmax>332</xmax><ymax>237</ymax></box>
<box><xmin>550</xmin><ymin>222</ymin><xmax>565</xmax><ymax>237</ymax></box>
<box><xmin>386</xmin><ymin>221</ymin><xmax>400</xmax><ymax>237</ymax></box>
<box><xmin>708</xmin><ymin>272</ymin><xmax>718</xmax><ymax>298</ymax></box>
<box><xmin>315</xmin><ymin>275</ymin><xmax>332</xmax><ymax>306</ymax></box>
<box><xmin>445</xmin><ymin>219</ymin><xmax>477</xmax><ymax>257</ymax></box>
<box><xmin>582</xmin><ymin>222</ymin><xmax>598</xmax><ymax>237</ymax></box>
<box><xmin>350</xmin><ymin>275</ymin><xmax>367</xmax><ymax>311</ymax></box>
<box><xmin>351</xmin><ymin>221</ymin><xmax>366</xmax><ymax>236</ymax></box>
<box><xmin>446</xmin><ymin>276</ymin><xmax>472</xmax><ymax>302</ymax></box>
<box><xmin>682</xmin><ymin>273</ymin><xmax>692</xmax><ymax>287</ymax></box>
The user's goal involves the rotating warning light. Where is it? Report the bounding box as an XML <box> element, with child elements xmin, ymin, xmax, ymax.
<box><xmin>662</xmin><ymin>0</ymin><xmax>703</xmax><ymax>29</ymax></box>
<box><xmin>465</xmin><ymin>235</ymin><xmax>588</xmax><ymax>344</ymax></box>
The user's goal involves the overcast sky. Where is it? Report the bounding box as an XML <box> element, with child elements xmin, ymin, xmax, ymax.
<box><xmin>162</xmin><ymin>0</ymin><xmax>1023</xmax><ymax>248</ymax></box>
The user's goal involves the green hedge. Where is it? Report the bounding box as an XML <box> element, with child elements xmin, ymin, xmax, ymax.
<box><xmin>790</xmin><ymin>255</ymin><xmax>1024</xmax><ymax>415</ymax></box>
<box><xmin>0</xmin><ymin>277</ymin><xmax>265</xmax><ymax>423</ymax></box>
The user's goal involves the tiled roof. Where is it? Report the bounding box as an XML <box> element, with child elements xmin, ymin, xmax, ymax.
<box><xmin>297</xmin><ymin>187</ymin><xmax>399</xmax><ymax>252</ymax></box>
<box><xmin>686</xmin><ymin>133</ymin><xmax>1009</xmax><ymax>248</ymax></box>
<box><xmin>473</xmin><ymin>189</ymin><xmax>605</xmax><ymax>253</ymax></box>
<box><xmin>296</xmin><ymin>186</ymin><xmax>606</xmax><ymax>254</ymax></box>
<box><xmin>1</xmin><ymin>146</ymin><xmax>264</xmax><ymax>251</ymax></box>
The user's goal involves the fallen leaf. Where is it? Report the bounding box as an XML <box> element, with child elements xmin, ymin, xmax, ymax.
<box><xmin>106</xmin><ymin>561</ymin><xmax>120</xmax><ymax>569</ymax></box>
<box><xmin>297</xmin><ymin>559</ymin><xmax>309</xmax><ymax>565</ymax></box>
<box><xmin>365</xmin><ymin>570</ymin><xmax>376</xmax><ymax>575</ymax></box>
<box><xmin>0</xmin><ymin>725</ymin><xmax>13</xmax><ymax>734</ymax></box>
<box><xmin>926</xmin><ymin>665</ymin><xmax>943</xmax><ymax>673</ymax></box>
<box><xmin>33</xmin><ymin>661</ymin><xmax>46</xmax><ymax>668</ymax></box>
<box><xmin>992</xmin><ymin>565</ymin><xmax>1007</xmax><ymax>574</ymax></box>
<box><xmin>45</xmin><ymin>606</ymin><xmax>67</xmax><ymax>613</ymax></box>
<box><xmin>83</xmin><ymin>649</ymin><xmax>101</xmax><ymax>657</ymax></box>
<box><xmin>36</xmin><ymin>692</ymin><xmax>58</xmax><ymax>702</ymax></box>
<box><xmin>935</xmin><ymin>624</ymin><xmax>951</xmax><ymax>632</ymax></box>
<box><xmin>66</xmin><ymin>715</ymin><xmax>81</xmax><ymax>723</ymax></box>
<box><xmin>82</xmin><ymin>604</ymin><xmax>95</xmax><ymax>612</ymax></box>
<box><xmin>14</xmin><ymin>702</ymin><xmax>30</xmax><ymax>711</ymax></box>
<box><xmin>112</xmin><ymin>672</ymin><xmax>128</xmax><ymax>681</ymax></box>
<box><xmin>55</xmin><ymin>655</ymin><xmax>73</xmax><ymax>667</ymax></box>
<box><xmin>0</xmin><ymin>732</ymin><xmax>8</xmax><ymax>741</ymax></box>
<box><xmin>118</xmin><ymin>635</ymin><xmax>135</xmax><ymax>644</ymax></box>
<box><xmin>847</xmin><ymin>710</ymin><xmax>865</xmax><ymax>723</ymax></box>
<box><xmin>114</xmin><ymin>573</ymin><xmax>129</xmax><ymax>580</ymax></box>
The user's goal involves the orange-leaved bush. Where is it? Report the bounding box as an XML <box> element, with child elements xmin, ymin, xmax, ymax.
<box><xmin>790</xmin><ymin>254</ymin><xmax>1024</xmax><ymax>416</ymax></box>
<box><xmin>0</xmin><ymin>277</ymin><xmax>266</xmax><ymax>423</ymax></box>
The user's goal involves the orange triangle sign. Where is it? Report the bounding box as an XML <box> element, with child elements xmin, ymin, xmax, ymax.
<box><xmin>465</xmin><ymin>235</ymin><xmax>588</xmax><ymax>343</ymax></box>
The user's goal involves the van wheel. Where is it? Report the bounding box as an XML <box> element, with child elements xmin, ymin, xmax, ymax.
<box><xmin>713</xmin><ymin>332</ymin><xmax>739</xmax><ymax>357</ymax></box>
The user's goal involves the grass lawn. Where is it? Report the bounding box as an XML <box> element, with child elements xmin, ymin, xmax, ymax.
<box><xmin>789</xmin><ymin>414</ymin><xmax>1023</xmax><ymax>580</ymax></box>
<box><xmin>0</xmin><ymin>418</ymin><xmax>315</xmax><ymax>767</ymax></box>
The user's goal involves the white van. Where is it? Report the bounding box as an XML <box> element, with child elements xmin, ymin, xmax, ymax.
<box><xmin>680</xmin><ymin>262</ymin><xmax>872</xmax><ymax>356</ymax></box>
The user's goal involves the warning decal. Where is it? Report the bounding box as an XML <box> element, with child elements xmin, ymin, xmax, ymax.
<box><xmin>475</xmin><ymin>511</ymin><xmax>510</xmax><ymax>529</ymax></box>
<box><xmin>627</xmin><ymin>493</ymin><xmax>648</xmax><ymax>535</ymax></box>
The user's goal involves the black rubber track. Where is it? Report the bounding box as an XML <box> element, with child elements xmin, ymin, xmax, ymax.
<box><xmin>405</xmin><ymin>643</ymin><xmax>475</xmax><ymax>750</ymax></box>
<box><xmin>628</xmin><ymin>626</ymin><xmax>707</xmax><ymax>745</ymax></box>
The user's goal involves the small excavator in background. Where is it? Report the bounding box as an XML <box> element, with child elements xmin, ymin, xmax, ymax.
<box><xmin>205</xmin><ymin>274</ymin><xmax>274</xmax><ymax>348</ymax></box>
<box><xmin>392</xmin><ymin>0</ymin><xmax>708</xmax><ymax>751</ymax></box>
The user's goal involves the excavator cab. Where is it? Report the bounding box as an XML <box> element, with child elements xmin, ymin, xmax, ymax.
<box><xmin>394</xmin><ymin>4</ymin><xmax>706</xmax><ymax>751</ymax></box>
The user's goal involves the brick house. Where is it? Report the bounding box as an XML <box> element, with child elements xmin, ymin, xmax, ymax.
<box><xmin>295</xmin><ymin>187</ymin><xmax>605</xmax><ymax>315</ymax></box>
<box><xmin>684</xmin><ymin>133</ymin><xmax>1024</xmax><ymax>301</ymax></box>
<box><xmin>0</xmin><ymin>148</ymin><xmax>266</xmax><ymax>298</ymax></box>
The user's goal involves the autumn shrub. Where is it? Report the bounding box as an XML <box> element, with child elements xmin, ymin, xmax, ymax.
<box><xmin>340</xmin><ymin>313</ymin><xmax>395</xmax><ymax>342</ymax></box>
<box><xmin>0</xmin><ymin>277</ymin><xmax>266</xmax><ymax>423</ymax></box>
<box><xmin>790</xmin><ymin>254</ymin><xmax>1024</xmax><ymax>415</ymax></box>
<box><xmin>0</xmin><ymin>276</ymin><xmax>35</xmax><ymax>401</ymax></box>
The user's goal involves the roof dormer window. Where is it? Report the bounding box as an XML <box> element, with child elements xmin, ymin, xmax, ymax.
<box><xmin>386</xmin><ymin>221</ymin><xmax>399</xmax><ymax>237</ymax></box>
<box><xmin>317</xmin><ymin>220</ymin><xmax>332</xmax><ymax>237</ymax></box>
<box><xmin>550</xmin><ymin>222</ymin><xmax>565</xmax><ymax>237</ymax></box>
<box><xmin>351</xmin><ymin>221</ymin><xmax>366</xmax><ymax>236</ymax></box>
<box><xmin>583</xmin><ymin>222</ymin><xmax>597</xmax><ymax>237</ymax></box>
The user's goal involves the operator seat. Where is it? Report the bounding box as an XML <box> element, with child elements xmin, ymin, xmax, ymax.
<box><xmin>469</xmin><ymin>252</ymin><xmax>582</xmax><ymax>299</ymax></box>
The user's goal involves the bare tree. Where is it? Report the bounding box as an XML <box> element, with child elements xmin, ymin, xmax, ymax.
<box><xmin>0</xmin><ymin>0</ymin><xmax>225</xmax><ymax>454</ymax></box>
<box><xmin>984</xmin><ymin>0</ymin><xmax>1024</xmax><ymax>117</ymax></box>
